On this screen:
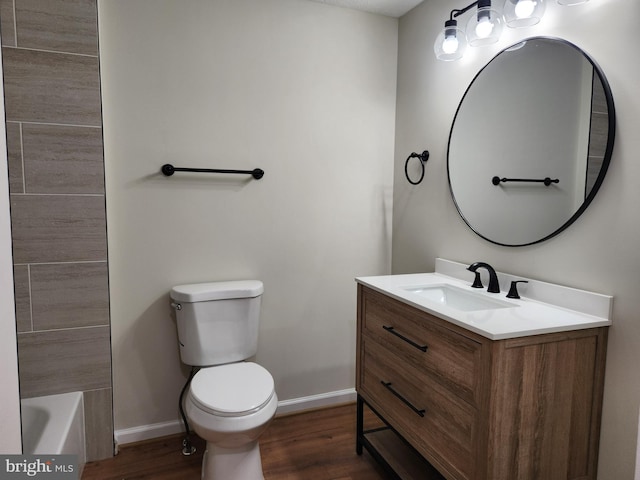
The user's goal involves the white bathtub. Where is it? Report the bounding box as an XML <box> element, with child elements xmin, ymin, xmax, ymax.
<box><xmin>21</xmin><ymin>392</ymin><xmax>86</xmax><ymax>469</ymax></box>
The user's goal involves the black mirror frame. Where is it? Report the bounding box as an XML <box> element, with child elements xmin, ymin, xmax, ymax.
<box><xmin>446</xmin><ymin>37</ymin><xmax>616</xmax><ymax>247</ymax></box>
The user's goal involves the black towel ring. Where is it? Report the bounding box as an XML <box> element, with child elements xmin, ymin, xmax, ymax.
<box><xmin>404</xmin><ymin>151</ymin><xmax>429</xmax><ymax>185</ymax></box>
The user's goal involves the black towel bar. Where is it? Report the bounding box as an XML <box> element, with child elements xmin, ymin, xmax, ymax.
<box><xmin>161</xmin><ymin>164</ymin><xmax>264</xmax><ymax>180</ymax></box>
<box><xmin>492</xmin><ymin>176</ymin><xmax>558</xmax><ymax>186</ymax></box>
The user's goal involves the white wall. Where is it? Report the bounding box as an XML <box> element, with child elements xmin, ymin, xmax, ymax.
<box><xmin>99</xmin><ymin>0</ymin><xmax>397</xmax><ymax>433</ymax></box>
<box><xmin>0</xmin><ymin>43</ymin><xmax>22</xmax><ymax>453</ymax></box>
<box><xmin>394</xmin><ymin>0</ymin><xmax>640</xmax><ymax>478</ymax></box>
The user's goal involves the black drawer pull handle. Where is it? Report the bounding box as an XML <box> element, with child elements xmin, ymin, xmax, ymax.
<box><xmin>382</xmin><ymin>326</ymin><xmax>428</xmax><ymax>352</ymax></box>
<box><xmin>381</xmin><ymin>381</ymin><xmax>425</xmax><ymax>417</ymax></box>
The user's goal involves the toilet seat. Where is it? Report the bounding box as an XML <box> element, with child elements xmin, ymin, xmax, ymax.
<box><xmin>190</xmin><ymin>362</ymin><xmax>275</xmax><ymax>417</ymax></box>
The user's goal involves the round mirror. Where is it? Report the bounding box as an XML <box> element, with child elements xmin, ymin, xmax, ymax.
<box><xmin>447</xmin><ymin>37</ymin><xmax>615</xmax><ymax>246</ymax></box>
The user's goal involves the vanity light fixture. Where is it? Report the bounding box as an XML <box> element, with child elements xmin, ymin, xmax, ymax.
<box><xmin>435</xmin><ymin>0</ymin><xmax>588</xmax><ymax>60</ymax></box>
<box><xmin>435</xmin><ymin>0</ymin><xmax>545</xmax><ymax>61</ymax></box>
<box><xmin>434</xmin><ymin>1</ymin><xmax>498</xmax><ymax>61</ymax></box>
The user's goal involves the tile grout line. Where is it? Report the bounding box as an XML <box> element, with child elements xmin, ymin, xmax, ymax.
<box><xmin>11</xmin><ymin>0</ymin><xmax>17</xmax><ymax>47</ymax></box>
<box><xmin>19</xmin><ymin>122</ymin><xmax>25</xmax><ymax>193</ymax></box>
<box><xmin>7</xmin><ymin>120</ymin><xmax>102</xmax><ymax>129</ymax></box>
<box><xmin>10</xmin><ymin>193</ymin><xmax>105</xmax><ymax>197</ymax></box>
<box><xmin>16</xmin><ymin>324</ymin><xmax>111</xmax><ymax>335</ymax></box>
<box><xmin>14</xmin><ymin>260</ymin><xmax>108</xmax><ymax>267</ymax></box>
<box><xmin>2</xmin><ymin>44</ymin><xmax>98</xmax><ymax>59</ymax></box>
<box><xmin>27</xmin><ymin>264</ymin><xmax>33</xmax><ymax>333</ymax></box>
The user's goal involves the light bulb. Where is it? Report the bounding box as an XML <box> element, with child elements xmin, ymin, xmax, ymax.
<box><xmin>504</xmin><ymin>0</ymin><xmax>546</xmax><ymax>28</ymax></box>
<box><xmin>515</xmin><ymin>0</ymin><xmax>536</xmax><ymax>17</ymax></box>
<box><xmin>466</xmin><ymin>4</ymin><xmax>503</xmax><ymax>46</ymax></box>
<box><xmin>475</xmin><ymin>16</ymin><xmax>495</xmax><ymax>38</ymax></box>
<box><xmin>434</xmin><ymin>19</ymin><xmax>467</xmax><ymax>61</ymax></box>
<box><xmin>442</xmin><ymin>35</ymin><xmax>460</xmax><ymax>54</ymax></box>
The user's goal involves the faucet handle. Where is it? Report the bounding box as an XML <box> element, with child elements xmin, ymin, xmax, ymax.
<box><xmin>470</xmin><ymin>271</ymin><xmax>484</xmax><ymax>289</ymax></box>
<box><xmin>506</xmin><ymin>280</ymin><xmax>528</xmax><ymax>299</ymax></box>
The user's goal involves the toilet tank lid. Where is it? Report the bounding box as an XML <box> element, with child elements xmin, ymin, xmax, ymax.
<box><xmin>170</xmin><ymin>280</ymin><xmax>263</xmax><ymax>302</ymax></box>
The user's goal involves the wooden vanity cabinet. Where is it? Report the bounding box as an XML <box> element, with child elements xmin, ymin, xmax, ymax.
<box><xmin>356</xmin><ymin>285</ymin><xmax>608</xmax><ymax>480</ymax></box>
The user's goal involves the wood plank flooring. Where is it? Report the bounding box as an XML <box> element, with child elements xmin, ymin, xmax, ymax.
<box><xmin>82</xmin><ymin>403</ymin><xmax>393</xmax><ymax>480</ymax></box>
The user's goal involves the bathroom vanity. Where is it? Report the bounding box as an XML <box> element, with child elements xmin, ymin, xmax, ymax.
<box><xmin>355</xmin><ymin>259</ymin><xmax>611</xmax><ymax>480</ymax></box>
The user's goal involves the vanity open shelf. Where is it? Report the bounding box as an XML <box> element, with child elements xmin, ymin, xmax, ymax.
<box><xmin>358</xmin><ymin>397</ymin><xmax>445</xmax><ymax>480</ymax></box>
<box><xmin>355</xmin><ymin>260</ymin><xmax>611</xmax><ymax>480</ymax></box>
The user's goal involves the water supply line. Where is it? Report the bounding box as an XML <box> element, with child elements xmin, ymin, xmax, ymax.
<box><xmin>179</xmin><ymin>365</ymin><xmax>199</xmax><ymax>455</ymax></box>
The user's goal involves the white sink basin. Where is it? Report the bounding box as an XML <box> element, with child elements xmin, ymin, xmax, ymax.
<box><xmin>403</xmin><ymin>284</ymin><xmax>516</xmax><ymax>312</ymax></box>
<box><xmin>356</xmin><ymin>259</ymin><xmax>612</xmax><ymax>340</ymax></box>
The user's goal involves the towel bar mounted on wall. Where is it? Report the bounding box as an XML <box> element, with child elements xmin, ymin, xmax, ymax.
<box><xmin>161</xmin><ymin>164</ymin><xmax>265</xmax><ymax>180</ymax></box>
<box><xmin>492</xmin><ymin>176</ymin><xmax>559</xmax><ymax>186</ymax></box>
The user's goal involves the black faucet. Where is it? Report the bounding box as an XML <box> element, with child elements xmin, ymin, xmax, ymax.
<box><xmin>467</xmin><ymin>262</ymin><xmax>500</xmax><ymax>293</ymax></box>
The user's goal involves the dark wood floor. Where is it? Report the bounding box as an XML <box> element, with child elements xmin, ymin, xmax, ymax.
<box><xmin>82</xmin><ymin>403</ymin><xmax>393</xmax><ymax>480</ymax></box>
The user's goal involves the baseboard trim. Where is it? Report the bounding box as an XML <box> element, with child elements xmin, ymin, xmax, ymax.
<box><xmin>115</xmin><ymin>419</ymin><xmax>184</xmax><ymax>447</ymax></box>
<box><xmin>114</xmin><ymin>388</ymin><xmax>357</xmax><ymax>446</ymax></box>
<box><xmin>275</xmin><ymin>388</ymin><xmax>356</xmax><ymax>416</ymax></box>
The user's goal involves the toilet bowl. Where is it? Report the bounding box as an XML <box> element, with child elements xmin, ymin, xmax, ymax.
<box><xmin>186</xmin><ymin>362</ymin><xmax>277</xmax><ymax>480</ymax></box>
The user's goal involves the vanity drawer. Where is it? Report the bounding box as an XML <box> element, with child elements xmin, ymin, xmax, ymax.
<box><xmin>360</xmin><ymin>287</ymin><xmax>484</xmax><ymax>406</ymax></box>
<box><xmin>360</xmin><ymin>335</ymin><xmax>477</xmax><ymax>480</ymax></box>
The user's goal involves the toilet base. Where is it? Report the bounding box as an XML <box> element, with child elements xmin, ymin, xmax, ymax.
<box><xmin>201</xmin><ymin>440</ymin><xmax>265</xmax><ymax>480</ymax></box>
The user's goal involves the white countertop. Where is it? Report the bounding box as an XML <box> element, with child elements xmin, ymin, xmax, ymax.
<box><xmin>356</xmin><ymin>259</ymin><xmax>612</xmax><ymax>341</ymax></box>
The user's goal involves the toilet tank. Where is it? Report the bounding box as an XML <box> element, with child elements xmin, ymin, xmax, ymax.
<box><xmin>170</xmin><ymin>280</ymin><xmax>264</xmax><ymax>367</ymax></box>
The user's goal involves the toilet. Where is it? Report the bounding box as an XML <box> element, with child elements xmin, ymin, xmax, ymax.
<box><xmin>170</xmin><ymin>280</ymin><xmax>277</xmax><ymax>480</ymax></box>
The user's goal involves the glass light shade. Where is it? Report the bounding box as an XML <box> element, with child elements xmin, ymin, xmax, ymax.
<box><xmin>557</xmin><ymin>0</ymin><xmax>588</xmax><ymax>5</ymax></box>
<box><xmin>503</xmin><ymin>0</ymin><xmax>546</xmax><ymax>27</ymax></box>
<box><xmin>466</xmin><ymin>6</ymin><xmax>503</xmax><ymax>46</ymax></box>
<box><xmin>434</xmin><ymin>20</ymin><xmax>468</xmax><ymax>61</ymax></box>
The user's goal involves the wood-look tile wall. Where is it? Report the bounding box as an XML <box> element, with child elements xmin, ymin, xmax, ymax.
<box><xmin>0</xmin><ymin>0</ymin><xmax>113</xmax><ymax>461</ymax></box>
<box><xmin>586</xmin><ymin>75</ymin><xmax>610</xmax><ymax>196</ymax></box>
